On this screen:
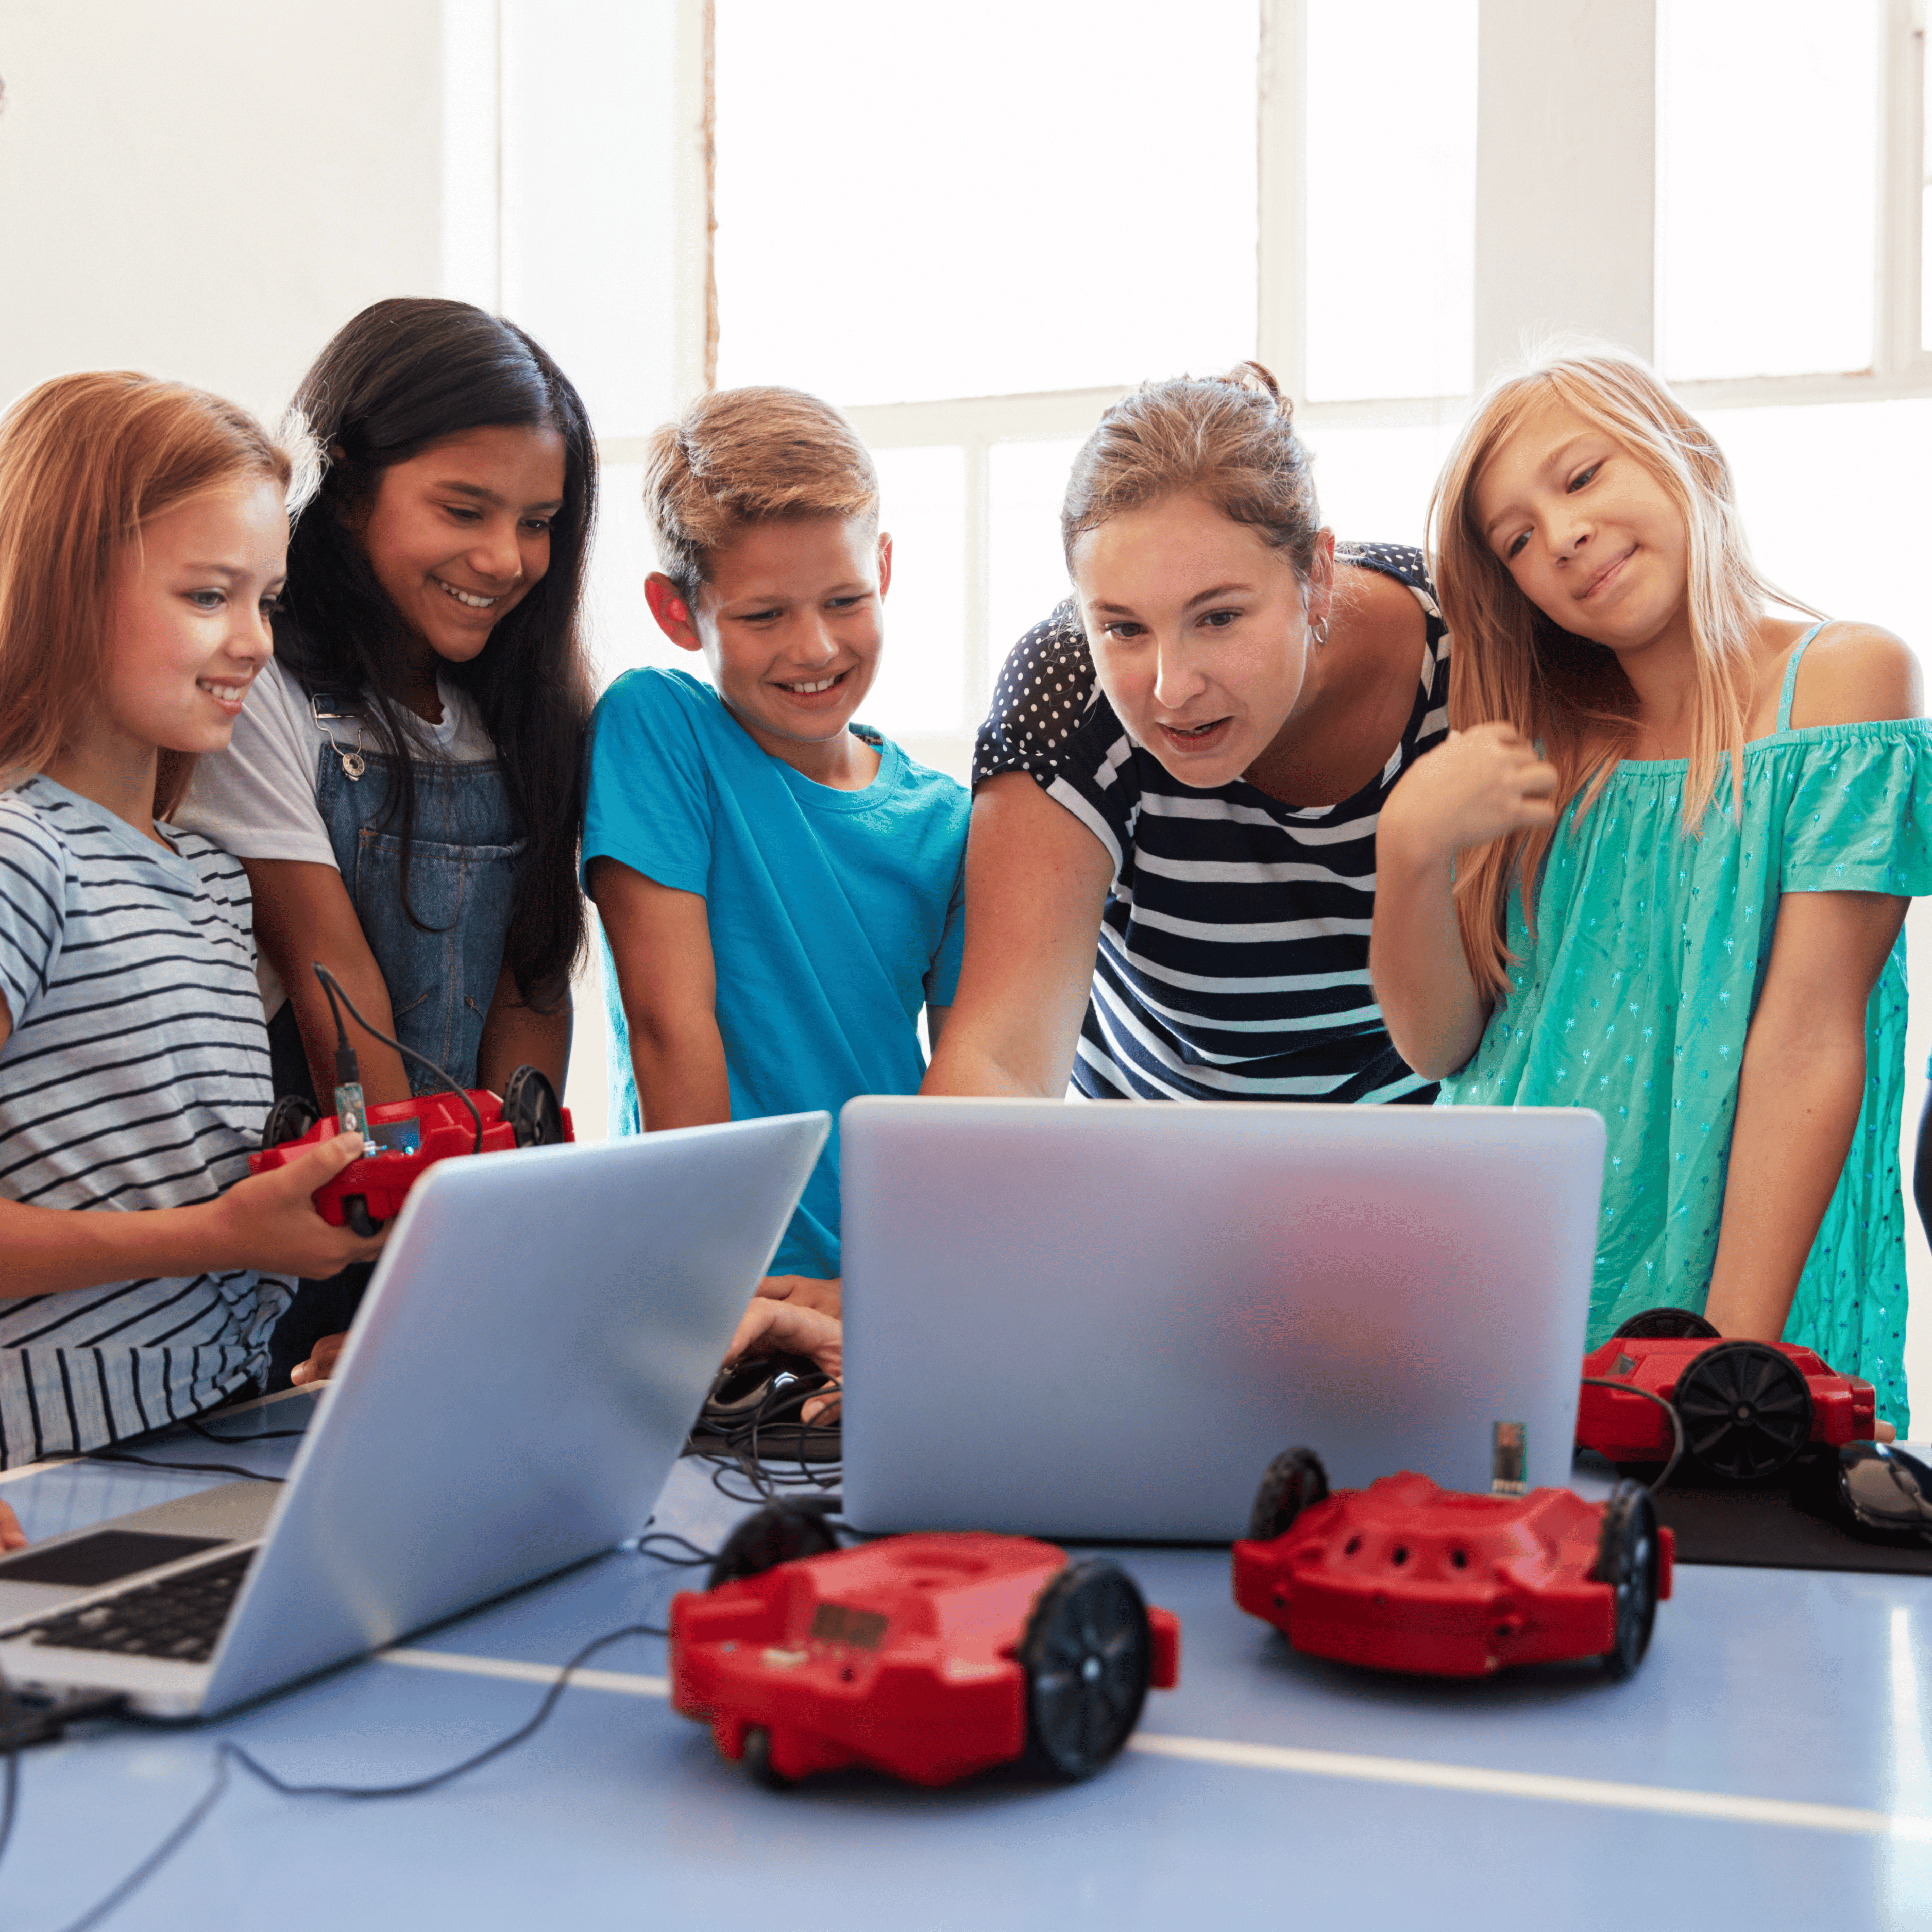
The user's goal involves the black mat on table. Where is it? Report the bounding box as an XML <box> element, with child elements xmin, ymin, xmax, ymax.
<box><xmin>1598</xmin><ymin>1452</ymin><xmax>1932</xmax><ymax>1575</ymax></box>
<box><xmin>1656</xmin><ymin>1484</ymin><xmax>1932</xmax><ymax>1575</ymax></box>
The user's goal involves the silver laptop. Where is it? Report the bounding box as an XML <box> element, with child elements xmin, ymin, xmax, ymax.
<box><xmin>841</xmin><ymin>1098</ymin><xmax>1602</xmax><ymax>1541</ymax></box>
<box><xmin>0</xmin><ymin>1111</ymin><xmax>828</xmax><ymax>1717</ymax></box>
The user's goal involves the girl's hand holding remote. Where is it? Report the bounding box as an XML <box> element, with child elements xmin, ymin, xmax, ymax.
<box><xmin>1378</xmin><ymin>723</ymin><xmax>1560</xmax><ymax>871</ymax></box>
<box><xmin>205</xmin><ymin>1134</ymin><xmax>386</xmax><ymax>1279</ymax></box>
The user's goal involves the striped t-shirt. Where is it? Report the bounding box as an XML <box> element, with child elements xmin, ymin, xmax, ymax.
<box><xmin>0</xmin><ymin>776</ymin><xmax>290</xmax><ymax>1466</ymax></box>
<box><xmin>972</xmin><ymin>543</ymin><xmax>1449</xmax><ymax>1105</ymax></box>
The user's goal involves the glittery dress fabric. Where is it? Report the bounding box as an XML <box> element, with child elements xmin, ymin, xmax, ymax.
<box><xmin>1440</xmin><ymin>673</ymin><xmax>1932</xmax><ymax>1429</ymax></box>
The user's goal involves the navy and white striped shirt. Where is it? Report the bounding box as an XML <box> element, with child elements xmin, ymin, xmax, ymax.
<box><xmin>973</xmin><ymin>543</ymin><xmax>1449</xmax><ymax>1105</ymax></box>
<box><xmin>0</xmin><ymin>777</ymin><xmax>289</xmax><ymax>1466</ymax></box>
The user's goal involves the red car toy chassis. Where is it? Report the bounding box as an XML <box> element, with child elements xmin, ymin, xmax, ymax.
<box><xmin>247</xmin><ymin>1064</ymin><xmax>571</xmax><ymax>1234</ymax></box>
<box><xmin>670</xmin><ymin>1504</ymin><xmax>1181</xmax><ymax>1787</ymax></box>
<box><xmin>1577</xmin><ymin>1306</ymin><xmax>1876</xmax><ymax>1482</ymax></box>
<box><xmin>1232</xmin><ymin>1449</ymin><xmax>1671</xmax><ymax>1680</ymax></box>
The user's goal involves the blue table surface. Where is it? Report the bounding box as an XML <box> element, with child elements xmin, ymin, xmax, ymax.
<box><xmin>6</xmin><ymin>1414</ymin><xmax>1932</xmax><ymax>1932</ymax></box>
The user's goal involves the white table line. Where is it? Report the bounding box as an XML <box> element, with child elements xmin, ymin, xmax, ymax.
<box><xmin>376</xmin><ymin>1645</ymin><xmax>1931</xmax><ymax>1839</ymax></box>
<box><xmin>379</xmin><ymin>1646</ymin><xmax>669</xmax><ymax>1698</ymax></box>
<box><xmin>1129</xmin><ymin>1732</ymin><xmax>1932</xmax><ymax>1838</ymax></box>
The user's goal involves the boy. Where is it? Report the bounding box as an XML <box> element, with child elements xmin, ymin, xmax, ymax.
<box><xmin>583</xmin><ymin>387</ymin><xmax>967</xmax><ymax>1349</ymax></box>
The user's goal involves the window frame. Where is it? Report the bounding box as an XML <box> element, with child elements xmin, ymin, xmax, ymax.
<box><xmin>603</xmin><ymin>0</ymin><xmax>1932</xmax><ymax>775</ymax></box>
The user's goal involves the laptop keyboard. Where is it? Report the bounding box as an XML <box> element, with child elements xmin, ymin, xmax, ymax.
<box><xmin>18</xmin><ymin>1549</ymin><xmax>253</xmax><ymax>1664</ymax></box>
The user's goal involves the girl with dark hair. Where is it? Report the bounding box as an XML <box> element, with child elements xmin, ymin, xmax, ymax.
<box><xmin>179</xmin><ymin>298</ymin><xmax>597</xmax><ymax>1381</ymax></box>
<box><xmin>924</xmin><ymin>363</ymin><xmax>1448</xmax><ymax>1110</ymax></box>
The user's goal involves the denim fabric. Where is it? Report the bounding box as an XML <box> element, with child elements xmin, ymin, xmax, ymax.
<box><xmin>265</xmin><ymin>744</ymin><xmax>521</xmax><ymax>1389</ymax></box>
<box><xmin>315</xmin><ymin>747</ymin><xmax>522</xmax><ymax>1093</ymax></box>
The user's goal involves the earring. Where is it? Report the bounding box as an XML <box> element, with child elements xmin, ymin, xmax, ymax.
<box><xmin>1310</xmin><ymin>617</ymin><xmax>1330</xmax><ymax>647</ymax></box>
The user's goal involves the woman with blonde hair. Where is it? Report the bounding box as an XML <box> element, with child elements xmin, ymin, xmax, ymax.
<box><xmin>1371</xmin><ymin>342</ymin><xmax>1930</xmax><ymax>1427</ymax></box>
<box><xmin>0</xmin><ymin>371</ymin><xmax>378</xmax><ymax>1467</ymax></box>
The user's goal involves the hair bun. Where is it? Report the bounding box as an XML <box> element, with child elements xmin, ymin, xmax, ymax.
<box><xmin>1221</xmin><ymin>361</ymin><xmax>1286</xmax><ymax>409</ymax></box>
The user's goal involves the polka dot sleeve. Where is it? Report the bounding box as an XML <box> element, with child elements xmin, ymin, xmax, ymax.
<box><xmin>972</xmin><ymin>598</ymin><xmax>1112</xmax><ymax>788</ymax></box>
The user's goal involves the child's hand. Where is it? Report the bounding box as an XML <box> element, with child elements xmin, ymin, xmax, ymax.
<box><xmin>290</xmin><ymin>1331</ymin><xmax>350</xmax><ymax>1387</ymax></box>
<box><xmin>725</xmin><ymin>1297</ymin><xmax>842</xmax><ymax>1423</ymax></box>
<box><xmin>206</xmin><ymin>1137</ymin><xmax>387</xmax><ymax>1280</ymax></box>
<box><xmin>0</xmin><ymin>1499</ymin><xmax>24</xmax><ymax>1552</ymax></box>
<box><xmin>1381</xmin><ymin>723</ymin><xmax>1560</xmax><ymax>871</ymax></box>
<box><xmin>755</xmin><ymin>1273</ymin><xmax>841</xmax><ymax>1320</ymax></box>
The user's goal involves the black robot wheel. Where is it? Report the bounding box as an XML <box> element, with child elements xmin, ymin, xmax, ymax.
<box><xmin>1675</xmin><ymin>1340</ymin><xmax>1814</xmax><ymax>1482</ymax></box>
<box><xmin>1612</xmin><ymin>1307</ymin><xmax>1722</xmax><ymax>1342</ymax></box>
<box><xmin>705</xmin><ymin>1500</ymin><xmax>841</xmax><ymax>1591</ymax></box>
<box><xmin>501</xmin><ymin>1064</ymin><xmax>566</xmax><ymax>1149</ymax></box>
<box><xmin>1018</xmin><ymin>1558</ymin><xmax>1153</xmax><ymax>1781</ymax></box>
<box><xmin>1591</xmin><ymin>1480</ymin><xmax>1662</xmax><ymax>1679</ymax></box>
<box><xmin>261</xmin><ymin>1094</ymin><xmax>320</xmax><ymax>1150</ymax></box>
<box><xmin>739</xmin><ymin>1725</ymin><xmax>793</xmax><ymax>1791</ymax></box>
<box><xmin>1247</xmin><ymin>1447</ymin><xmax>1330</xmax><ymax>1544</ymax></box>
<box><xmin>342</xmin><ymin>1196</ymin><xmax>380</xmax><ymax>1239</ymax></box>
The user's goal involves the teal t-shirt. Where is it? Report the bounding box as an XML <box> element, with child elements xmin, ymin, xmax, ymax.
<box><xmin>582</xmin><ymin>666</ymin><xmax>968</xmax><ymax>1276</ymax></box>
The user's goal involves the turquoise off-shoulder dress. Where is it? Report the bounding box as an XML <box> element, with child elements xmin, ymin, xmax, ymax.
<box><xmin>1439</xmin><ymin>626</ymin><xmax>1932</xmax><ymax>1429</ymax></box>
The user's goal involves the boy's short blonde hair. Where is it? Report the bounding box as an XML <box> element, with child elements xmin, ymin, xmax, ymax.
<box><xmin>642</xmin><ymin>386</ymin><xmax>879</xmax><ymax>602</ymax></box>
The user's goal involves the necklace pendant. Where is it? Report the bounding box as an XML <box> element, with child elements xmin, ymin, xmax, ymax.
<box><xmin>342</xmin><ymin>751</ymin><xmax>366</xmax><ymax>781</ymax></box>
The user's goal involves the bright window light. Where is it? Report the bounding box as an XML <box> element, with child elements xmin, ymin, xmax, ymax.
<box><xmin>1658</xmin><ymin>0</ymin><xmax>1881</xmax><ymax>381</ymax></box>
<box><xmin>867</xmin><ymin>447</ymin><xmax>969</xmax><ymax>736</ymax></box>
<box><xmin>1302</xmin><ymin>0</ymin><xmax>1477</xmax><ymax>403</ymax></box>
<box><xmin>988</xmin><ymin>437</ymin><xmax>1085</xmax><ymax>666</ymax></box>
<box><xmin>587</xmin><ymin>465</ymin><xmax>681</xmax><ymax>690</ymax></box>
<box><xmin>1923</xmin><ymin>25</ymin><xmax>1932</xmax><ymax>354</ymax></box>
<box><xmin>715</xmin><ymin>0</ymin><xmax>1259</xmax><ymax>405</ymax></box>
<box><xmin>1308</xmin><ymin>417</ymin><xmax>1468</xmax><ymax>554</ymax></box>
<box><xmin>1707</xmin><ymin>397</ymin><xmax>1932</xmax><ymax>664</ymax></box>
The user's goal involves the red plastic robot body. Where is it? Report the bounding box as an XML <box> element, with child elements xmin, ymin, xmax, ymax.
<box><xmin>248</xmin><ymin>1084</ymin><xmax>573</xmax><ymax>1231</ymax></box>
<box><xmin>1577</xmin><ymin>1334</ymin><xmax>1875</xmax><ymax>1467</ymax></box>
<box><xmin>671</xmin><ymin>1532</ymin><xmax>1181</xmax><ymax>1788</ymax></box>
<box><xmin>1232</xmin><ymin>1469</ymin><xmax>1671</xmax><ymax>1680</ymax></box>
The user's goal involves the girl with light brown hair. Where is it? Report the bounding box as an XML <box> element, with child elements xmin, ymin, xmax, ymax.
<box><xmin>0</xmin><ymin>371</ymin><xmax>378</xmax><ymax>1467</ymax></box>
<box><xmin>1371</xmin><ymin>342</ymin><xmax>1930</xmax><ymax>1428</ymax></box>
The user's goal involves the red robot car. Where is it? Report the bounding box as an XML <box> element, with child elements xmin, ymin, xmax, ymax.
<box><xmin>1577</xmin><ymin>1307</ymin><xmax>1876</xmax><ymax>1483</ymax></box>
<box><xmin>669</xmin><ymin>1502</ymin><xmax>1181</xmax><ymax>1788</ymax></box>
<box><xmin>1232</xmin><ymin>1449</ymin><xmax>1671</xmax><ymax>1680</ymax></box>
<box><xmin>248</xmin><ymin>1064</ymin><xmax>571</xmax><ymax>1235</ymax></box>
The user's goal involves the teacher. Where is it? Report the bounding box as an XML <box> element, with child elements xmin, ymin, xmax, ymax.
<box><xmin>924</xmin><ymin>364</ymin><xmax>1449</xmax><ymax>1104</ymax></box>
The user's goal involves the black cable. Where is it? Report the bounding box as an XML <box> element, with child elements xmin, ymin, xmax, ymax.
<box><xmin>186</xmin><ymin>1419</ymin><xmax>308</xmax><ymax>1445</ymax></box>
<box><xmin>1581</xmin><ymin>1378</ymin><xmax>1688</xmax><ymax>1495</ymax></box>
<box><xmin>33</xmin><ymin>1551</ymin><xmax>690</xmax><ymax>1927</ymax></box>
<box><xmin>311</xmin><ymin>962</ymin><xmax>482</xmax><ymax>1155</ymax></box>
<box><xmin>225</xmin><ymin>1619</ymin><xmax>667</xmax><ymax>1800</ymax></box>
<box><xmin>0</xmin><ymin>1659</ymin><xmax>18</xmax><ymax>1886</ymax></box>
<box><xmin>635</xmin><ymin>1531</ymin><xmax>716</xmax><ymax>1568</ymax></box>
<box><xmin>54</xmin><ymin>1749</ymin><xmax>231</xmax><ymax>1932</ymax></box>
<box><xmin>83</xmin><ymin>1451</ymin><xmax>286</xmax><ymax>1484</ymax></box>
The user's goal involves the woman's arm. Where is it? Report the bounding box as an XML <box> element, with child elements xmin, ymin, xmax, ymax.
<box><xmin>244</xmin><ymin>858</ymin><xmax>412</xmax><ymax>1106</ymax></box>
<box><xmin>920</xmin><ymin>774</ymin><xmax>1112</xmax><ymax>1098</ymax></box>
<box><xmin>1703</xmin><ymin>890</ymin><xmax>1905</xmax><ymax>1340</ymax></box>
<box><xmin>0</xmin><ymin>999</ymin><xmax>381</xmax><ymax>1293</ymax></box>
<box><xmin>477</xmin><ymin>962</ymin><xmax>571</xmax><ymax>1095</ymax></box>
<box><xmin>586</xmin><ymin>856</ymin><xmax>730</xmax><ymax>1130</ymax></box>
<box><xmin>1370</xmin><ymin>724</ymin><xmax>1560</xmax><ymax>1079</ymax></box>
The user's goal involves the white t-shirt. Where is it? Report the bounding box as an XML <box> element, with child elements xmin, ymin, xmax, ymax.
<box><xmin>176</xmin><ymin>659</ymin><xmax>498</xmax><ymax>1013</ymax></box>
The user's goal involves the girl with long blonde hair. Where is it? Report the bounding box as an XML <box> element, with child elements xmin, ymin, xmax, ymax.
<box><xmin>1371</xmin><ymin>343</ymin><xmax>1930</xmax><ymax>1428</ymax></box>
<box><xmin>0</xmin><ymin>372</ymin><xmax>378</xmax><ymax>1467</ymax></box>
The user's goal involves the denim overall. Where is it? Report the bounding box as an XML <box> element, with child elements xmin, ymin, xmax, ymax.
<box><xmin>267</xmin><ymin>711</ymin><xmax>523</xmax><ymax>1381</ymax></box>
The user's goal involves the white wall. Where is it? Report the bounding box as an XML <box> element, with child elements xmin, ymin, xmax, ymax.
<box><xmin>0</xmin><ymin>0</ymin><xmax>445</xmax><ymax>421</ymax></box>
